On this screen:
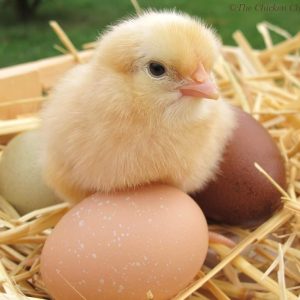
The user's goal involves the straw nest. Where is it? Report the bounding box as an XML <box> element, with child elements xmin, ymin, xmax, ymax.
<box><xmin>0</xmin><ymin>12</ymin><xmax>299</xmax><ymax>300</ymax></box>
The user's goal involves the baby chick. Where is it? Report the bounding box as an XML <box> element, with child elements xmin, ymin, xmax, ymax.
<box><xmin>41</xmin><ymin>10</ymin><xmax>236</xmax><ymax>203</ymax></box>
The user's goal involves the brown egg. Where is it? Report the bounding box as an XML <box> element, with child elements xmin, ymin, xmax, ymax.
<box><xmin>190</xmin><ymin>106</ymin><xmax>286</xmax><ymax>226</ymax></box>
<box><xmin>41</xmin><ymin>184</ymin><xmax>208</xmax><ymax>300</ymax></box>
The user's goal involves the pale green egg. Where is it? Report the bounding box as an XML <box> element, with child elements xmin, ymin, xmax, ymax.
<box><xmin>0</xmin><ymin>130</ymin><xmax>61</xmax><ymax>215</ymax></box>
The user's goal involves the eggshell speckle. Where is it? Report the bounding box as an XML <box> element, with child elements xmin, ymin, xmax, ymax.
<box><xmin>191</xmin><ymin>107</ymin><xmax>286</xmax><ymax>226</ymax></box>
<box><xmin>41</xmin><ymin>185</ymin><xmax>208</xmax><ymax>300</ymax></box>
<box><xmin>0</xmin><ymin>130</ymin><xmax>61</xmax><ymax>215</ymax></box>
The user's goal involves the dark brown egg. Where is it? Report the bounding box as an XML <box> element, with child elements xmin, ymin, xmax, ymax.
<box><xmin>190</xmin><ymin>106</ymin><xmax>286</xmax><ymax>226</ymax></box>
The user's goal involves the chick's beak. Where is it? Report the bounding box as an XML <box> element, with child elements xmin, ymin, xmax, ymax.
<box><xmin>179</xmin><ymin>64</ymin><xmax>219</xmax><ymax>100</ymax></box>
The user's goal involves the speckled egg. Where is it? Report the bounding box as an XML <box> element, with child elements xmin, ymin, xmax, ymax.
<box><xmin>191</xmin><ymin>106</ymin><xmax>286</xmax><ymax>226</ymax></box>
<box><xmin>40</xmin><ymin>184</ymin><xmax>208</xmax><ymax>300</ymax></box>
<box><xmin>0</xmin><ymin>130</ymin><xmax>61</xmax><ymax>215</ymax></box>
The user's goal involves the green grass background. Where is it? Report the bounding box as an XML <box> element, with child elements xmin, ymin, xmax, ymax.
<box><xmin>1</xmin><ymin>0</ymin><xmax>299</xmax><ymax>68</ymax></box>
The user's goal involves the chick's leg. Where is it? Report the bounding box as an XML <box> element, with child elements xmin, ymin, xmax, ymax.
<box><xmin>208</xmin><ymin>232</ymin><xmax>235</xmax><ymax>248</ymax></box>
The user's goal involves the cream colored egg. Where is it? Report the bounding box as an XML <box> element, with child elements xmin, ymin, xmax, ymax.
<box><xmin>40</xmin><ymin>184</ymin><xmax>208</xmax><ymax>300</ymax></box>
<box><xmin>0</xmin><ymin>130</ymin><xmax>61</xmax><ymax>215</ymax></box>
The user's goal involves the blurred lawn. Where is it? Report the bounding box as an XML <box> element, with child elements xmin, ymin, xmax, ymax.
<box><xmin>0</xmin><ymin>0</ymin><xmax>299</xmax><ymax>68</ymax></box>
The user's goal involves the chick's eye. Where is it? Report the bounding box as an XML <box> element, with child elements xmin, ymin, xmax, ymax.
<box><xmin>148</xmin><ymin>62</ymin><xmax>166</xmax><ymax>77</ymax></box>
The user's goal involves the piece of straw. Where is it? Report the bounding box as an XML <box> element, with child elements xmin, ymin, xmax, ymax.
<box><xmin>49</xmin><ymin>21</ymin><xmax>82</xmax><ymax>63</ymax></box>
<box><xmin>130</xmin><ymin>0</ymin><xmax>142</xmax><ymax>15</ymax></box>
<box><xmin>211</xmin><ymin>244</ymin><xmax>297</xmax><ymax>300</ymax></box>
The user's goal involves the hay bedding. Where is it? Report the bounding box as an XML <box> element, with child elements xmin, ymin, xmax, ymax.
<box><xmin>0</xmin><ymin>12</ymin><xmax>299</xmax><ymax>300</ymax></box>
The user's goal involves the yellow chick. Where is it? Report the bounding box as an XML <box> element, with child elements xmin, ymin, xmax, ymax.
<box><xmin>41</xmin><ymin>11</ymin><xmax>236</xmax><ymax>203</ymax></box>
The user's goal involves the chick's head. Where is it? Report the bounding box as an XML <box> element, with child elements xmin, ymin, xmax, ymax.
<box><xmin>94</xmin><ymin>11</ymin><xmax>221</xmax><ymax>121</ymax></box>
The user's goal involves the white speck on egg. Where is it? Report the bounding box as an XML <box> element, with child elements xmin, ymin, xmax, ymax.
<box><xmin>92</xmin><ymin>253</ymin><xmax>97</xmax><ymax>259</ymax></box>
<box><xmin>148</xmin><ymin>218</ymin><xmax>153</xmax><ymax>223</ymax></box>
<box><xmin>118</xmin><ymin>285</ymin><xmax>125</xmax><ymax>293</ymax></box>
<box><xmin>78</xmin><ymin>279</ymin><xmax>86</xmax><ymax>286</ymax></box>
<box><xmin>91</xmin><ymin>195</ymin><xmax>97</xmax><ymax>202</ymax></box>
<box><xmin>72</xmin><ymin>211</ymin><xmax>81</xmax><ymax>218</ymax></box>
<box><xmin>132</xmin><ymin>262</ymin><xmax>141</xmax><ymax>267</ymax></box>
<box><xmin>78</xmin><ymin>220</ymin><xmax>85</xmax><ymax>227</ymax></box>
<box><xmin>130</xmin><ymin>201</ymin><xmax>137</xmax><ymax>207</ymax></box>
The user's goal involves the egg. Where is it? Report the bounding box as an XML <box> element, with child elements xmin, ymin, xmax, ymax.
<box><xmin>0</xmin><ymin>130</ymin><xmax>61</xmax><ymax>215</ymax></box>
<box><xmin>40</xmin><ymin>184</ymin><xmax>208</xmax><ymax>300</ymax></box>
<box><xmin>190</xmin><ymin>107</ymin><xmax>286</xmax><ymax>226</ymax></box>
